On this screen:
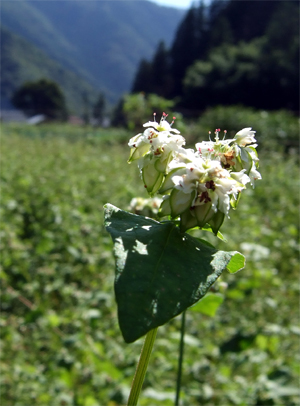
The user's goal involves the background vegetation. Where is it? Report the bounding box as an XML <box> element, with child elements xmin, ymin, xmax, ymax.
<box><xmin>1</xmin><ymin>107</ymin><xmax>299</xmax><ymax>405</ymax></box>
<box><xmin>133</xmin><ymin>0</ymin><xmax>299</xmax><ymax>112</ymax></box>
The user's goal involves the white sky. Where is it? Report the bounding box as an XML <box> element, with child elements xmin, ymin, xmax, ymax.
<box><xmin>151</xmin><ymin>0</ymin><xmax>195</xmax><ymax>9</ymax></box>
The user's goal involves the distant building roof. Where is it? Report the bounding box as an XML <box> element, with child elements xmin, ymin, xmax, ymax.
<box><xmin>27</xmin><ymin>114</ymin><xmax>46</xmax><ymax>125</ymax></box>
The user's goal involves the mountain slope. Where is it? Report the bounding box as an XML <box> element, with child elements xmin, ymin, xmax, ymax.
<box><xmin>1</xmin><ymin>0</ymin><xmax>184</xmax><ymax>103</ymax></box>
<box><xmin>1</xmin><ymin>26</ymin><xmax>99</xmax><ymax>113</ymax></box>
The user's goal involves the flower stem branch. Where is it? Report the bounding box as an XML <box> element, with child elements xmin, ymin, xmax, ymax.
<box><xmin>175</xmin><ymin>310</ymin><xmax>186</xmax><ymax>406</ymax></box>
<box><xmin>127</xmin><ymin>327</ymin><xmax>158</xmax><ymax>406</ymax></box>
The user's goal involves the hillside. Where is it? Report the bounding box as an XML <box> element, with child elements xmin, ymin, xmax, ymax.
<box><xmin>1</xmin><ymin>0</ymin><xmax>184</xmax><ymax>109</ymax></box>
<box><xmin>1</xmin><ymin>27</ymin><xmax>100</xmax><ymax>114</ymax></box>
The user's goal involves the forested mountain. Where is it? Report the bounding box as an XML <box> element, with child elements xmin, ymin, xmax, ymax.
<box><xmin>1</xmin><ymin>0</ymin><xmax>184</xmax><ymax>111</ymax></box>
<box><xmin>1</xmin><ymin>27</ymin><xmax>100</xmax><ymax>112</ymax></box>
<box><xmin>132</xmin><ymin>0</ymin><xmax>299</xmax><ymax>112</ymax></box>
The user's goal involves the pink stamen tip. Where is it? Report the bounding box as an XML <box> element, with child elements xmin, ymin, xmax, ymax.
<box><xmin>173</xmin><ymin>116</ymin><xmax>176</xmax><ymax>120</ymax></box>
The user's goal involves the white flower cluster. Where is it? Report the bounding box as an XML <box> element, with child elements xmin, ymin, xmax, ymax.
<box><xmin>128</xmin><ymin>113</ymin><xmax>261</xmax><ymax>234</ymax></box>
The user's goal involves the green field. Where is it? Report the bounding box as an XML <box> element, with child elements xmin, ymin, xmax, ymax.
<box><xmin>1</xmin><ymin>118</ymin><xmax>299</xmax><ymax>406</ymax></box>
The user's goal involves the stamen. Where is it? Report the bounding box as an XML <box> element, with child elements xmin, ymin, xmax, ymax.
<box><xmin>153</xmin><ymin>112</ymin><xmax>156</xmax><ymax>122</ymax></box>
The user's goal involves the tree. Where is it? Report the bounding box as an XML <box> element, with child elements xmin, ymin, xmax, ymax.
<box><xmin>257</xmin><ymin>0</ymin><xmax>299</xmax><ymax>111</ymax></box>
<box><xmin>11</xmin><ymin>78</ymin><xmax>67</xmax><ymax>120</ymax></box>
<box><xmin>170</xmin><ymin>6</ymin><xmax>200</xmax><ymax>97</ymax></box>
<box><xmin>170</xmin><ymin>1</ymin><xmax>209</xmax><ymax>98</ymax></box>
<box><xmin>151</xmin><ymin>41</ymin><xmax>172</xmax><ymax>98</ymax></box>
<box><xmin>92</xmin><ymin>92</ymin><xmax>106</xmax><ymax>125</ymax></box>
<box><xmin>183</xmin><ymin>40</ymin><xmax>262</xmax><ymax>109</ymax></box>
<box><xmin>131</xmin><ymin>59</ymin><xmax>153</xmax><ymax>94</ymax></box>
<box><xmin>131</xmin><ymin>42</ymin><xmax>172</xmax><ymax>99</ymax></box>
<box><xmin>113</xmin><ymin>93</ymin><xmax>176</xmax><ymax>130</ymax></box>
<box><xmin>183</xmin><ymin>0</ymin><xmax>299</xmax><ymax>111</ymax></box>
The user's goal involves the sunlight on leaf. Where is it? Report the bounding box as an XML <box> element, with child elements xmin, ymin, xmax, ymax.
<box><xmin>104</xmin><ymin>203</ymin><xmax>245</xmax><ymax>343</ymax></box>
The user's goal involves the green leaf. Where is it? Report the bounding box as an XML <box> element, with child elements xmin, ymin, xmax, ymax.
<box><xmin>190</xmin><ymin>293</ymin><xmax>224</xmax><ymax>317</ymax></box>
<box><xmin>104</xmin><ymin>204</ymin><xmax>245</xmax><ymax>343</ymax></box>
<box><xmin>226</xmin><ymin>251</ymin><xmax>246</xmax><ymax>273</ymax></box>
<box><xmin>201</xmin><ymin>224</ymin><xmax>227</xmax><ymax>242</ymax></box>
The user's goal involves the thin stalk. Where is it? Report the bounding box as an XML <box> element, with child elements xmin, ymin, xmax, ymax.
<box><xmin>127</xmin><ymin>327</ymin><xmax>158</xmax><ymax>406</ymax></box>
<box><xmin>175</xmin><ymin>310</ymin><xmax>186</xmax><ymax>406</ymax></box>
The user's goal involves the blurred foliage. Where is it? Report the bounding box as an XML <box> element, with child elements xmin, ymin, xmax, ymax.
<box><xmin>12</xmin><ymin>78</ymin><xmax>68</xmax><ymax>120</ymax></box>
<box><xmin>186</xmin><ymin>106</ymin><xmax>299</xmax><ymax>152</ymax></box>
<box><xmin>92</xmin><ymin>93</ymin><xmax>106</xmax><ymax>126</ymax></box>
<box><xmin>1</xmin><ymin>117</ymin><xmax>299</xmax><ymax>405</ymax></box>
<box><xmin>112</xmin><ymin>93</ymin><xmax>185</xmax><ymax>133</ymax></box>
<box><xmin>133</xmin><ymin>0</ymin><xmax>299</xmax><ymax>112</ymax></box>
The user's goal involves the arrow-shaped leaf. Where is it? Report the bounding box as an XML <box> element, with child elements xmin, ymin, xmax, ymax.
<box><xmin>104</xmin><ymin>204</ymin><xmax>244</xmax><ymax>343</ymax></box>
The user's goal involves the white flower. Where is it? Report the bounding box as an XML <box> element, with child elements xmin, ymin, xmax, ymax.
<box><xmin>128</xmin><ymin>114</ymin><xmax>261</xmax><ymax>234</ymax></box>
<box><xmin>230</xmin><ymin>170</ymin><xmax>251</xmax><ymax>188</ymax></box>
<box><xmin>196</xmin><ymin>140</ymin><xmax>215</xmax><ymax>158</ymax></box>
<box><xmin>234</xmin><ymin>128</ymin><xmax>257</xmax><ymax>147</ymax></box>
<box><xmin>143</xmin><ymin>113</ymin><xmax>180</xmax><ymax>134</ymax></box>
<box><xmin>248</xmin><ymin>165</ymin><xmax>262</xmax><ymax>187</ymax></box>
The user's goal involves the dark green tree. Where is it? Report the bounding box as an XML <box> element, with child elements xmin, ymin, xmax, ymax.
<box><xmin>81</xmin><ymin>91</ymin><xmax>90</xmax><ymax>125</ymax></box>
<box><xmin>183</xmin><ymin>40</ymin><xmax>262</xmax><ymax>109</ymax></box>
<box><xmin>257</xmin><ymin>0</ymin><xmax>299</xmax><ymax>110</ymax></box>
<box><xmin>131</xmin><ymin>59</ymin><xmax>154</xmax><ymax>94</ymax></box>
<box><xmin>170</xmin><ymin>6</ymin><xmax>200</xmax><ymax>97</ymax></box>
<box><xmin>170</xmin><ymin>0</ymin><xmax>210</xmax><ymax>98</ymax></box>
<box><xmin>213</xmin><ymin>0</ymin><xmax>279</xmax><ymax>44</ymax></box>
<box><xmin>92</xmin><ymin>92</ymin><xmax>106</xmax><ymax>125</ymax></box>
<box><xmin>11</xmin><ymin>78</ymin><xmax>67</xmax><ymax>120</ymax></box>
<box><xmin>151</xmin><ymin>41</ymin><xmax>172</xmax><ymax>98</ymax></box>
<box><xmin>111</xmin><ymin>97</ymin><xmax>127</xmax><ymax>127</ymax></box>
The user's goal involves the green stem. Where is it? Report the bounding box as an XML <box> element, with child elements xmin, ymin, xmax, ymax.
<box><xmin>175</xmin><ymin>310</ymin><xmax>186</xmax><ymax>406</ymax></box>
<box><xmin>127</xmin><ymin>327</ymin><xmax>158</xmax><ymax>406</ymax></box>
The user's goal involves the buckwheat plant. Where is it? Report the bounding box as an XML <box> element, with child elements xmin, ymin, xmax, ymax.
<box><xmin>104</xmin><ymin>113</ymin><xmax>261</xmax><ymax>406</ymax></box>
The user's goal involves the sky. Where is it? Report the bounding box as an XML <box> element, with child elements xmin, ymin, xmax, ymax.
<box><xmin>151</xmin><ymin>0</ymin><xmax>196</xmax><ymax>9</ymax></box>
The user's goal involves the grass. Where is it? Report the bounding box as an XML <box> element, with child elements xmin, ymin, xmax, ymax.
<box><xmin>1</xmin><ymin>120</ymin><xmax>299</xmax><ymax>406</ymax></box>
